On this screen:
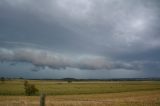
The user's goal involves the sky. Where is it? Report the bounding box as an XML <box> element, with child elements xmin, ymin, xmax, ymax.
<box><xmin>0</xmin><ymin>0</ymin><xmax>160</xmax><ymax>79</ymax></box>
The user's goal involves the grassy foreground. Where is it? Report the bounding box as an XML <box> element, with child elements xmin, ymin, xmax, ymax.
<box><xmin>0</xmin><ymin>90</ymin><xmax>160</xmax><ymax>106</ymax></box>
<box><xmin>0</xmin><ymin>80</ymin><xmax>160</xmax><ymax>106</ymax></box>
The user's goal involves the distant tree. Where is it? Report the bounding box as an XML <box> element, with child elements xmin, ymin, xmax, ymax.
<box><xmin>63</xmin><ymin>78</ymin><xmax>75</xmax><ymax>83</ymax></box>
<box><xmin>1</xmin><ymin>77</ymin><xmax>5</xmax><ymax>83</ymax></box>
<box><xmin>19</xmin><ymin>77</ymin><xmax>24</xmax><ymax>79</ymax></box>
<box><xmin>24</xmin><ymin>80</ymin><xmax>28</xmax><ymax>87</ymax></box>
<box><xmin>24</xmin><ymin>81</ymin><xmax>39</xmax><ymax>96</ymax></box>
<box><xmin>67</xmin><ymin>80</ymin><xmax>72</xmax><ymax>83</ymax></box>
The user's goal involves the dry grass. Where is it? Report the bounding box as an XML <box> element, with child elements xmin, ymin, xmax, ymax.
<box><xmin>0</xmin><ymin>90</ymin><xmax>160</xmax><ymax>106</ymax></box>
<box><xmin>0</xmin><ymin>81</ymin><xmax>160</xmax><ymax>105</ymax></box>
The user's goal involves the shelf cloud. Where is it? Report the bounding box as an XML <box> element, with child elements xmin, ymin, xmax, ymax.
<box><xmin>0</xmin><ymin>47</ymin><xmax>135</xmax><ymax>70</ymax></box>
<box><xmin>1</xmin><ymin>47</ymin><xmax>159</xmax><ymax>72</ymax></box>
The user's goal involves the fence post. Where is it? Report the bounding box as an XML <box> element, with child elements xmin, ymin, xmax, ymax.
<box><xmin>40</xmin><ymin>93</ymin><xmax>45</xmax><ymax>106</ymax></box>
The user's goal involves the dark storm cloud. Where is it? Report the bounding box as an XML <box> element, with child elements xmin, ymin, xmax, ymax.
<box><xmin>0</xmin><ymin>0</ymin><xmax>160</xmax><ymax>78</ymax></box>
<box><xmin>0</xmin><ymin>0</ymin><xmax>160</xmax><ymax>52</ymax></box>
<box><xmin>1</xmin><ymin>0</ymin><xmax>159</xmax><ymax>54</ymax></box>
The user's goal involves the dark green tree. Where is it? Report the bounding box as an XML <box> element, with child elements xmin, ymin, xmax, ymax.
<box><xmin>24</xmin><ymin>81</ymin><xmax>39</xmax><ymax>96</ymax></box>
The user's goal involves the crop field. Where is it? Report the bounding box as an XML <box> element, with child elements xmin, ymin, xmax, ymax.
<box><xmin>0</xmin><ymin>80</ymin><xmax>160</xmax><ymax>106</ymax></box>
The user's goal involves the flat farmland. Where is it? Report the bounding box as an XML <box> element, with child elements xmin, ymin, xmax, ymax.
<box><xmin>0</xmin><ymin>80</ymin><xmax>160</xmax><ymax>106</ymax></box>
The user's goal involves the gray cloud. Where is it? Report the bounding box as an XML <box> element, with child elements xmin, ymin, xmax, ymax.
<box><xmin>0</xmin><ymin>0</ymin><xmax>160</xmax><ymax>78</ymax></box>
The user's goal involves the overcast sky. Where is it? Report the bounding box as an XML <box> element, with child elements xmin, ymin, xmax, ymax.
<box><xmin>0</xmin><ymin>0</ymin><xmax>160</xmax><ymax>79</ymax></box>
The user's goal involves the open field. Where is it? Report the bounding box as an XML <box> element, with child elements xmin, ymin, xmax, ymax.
<box><xmin>0</xmin><ymin>80</ymin><xmax>160</xmax><ymax>95</ymax></box>
<box><xmin>0</xmin><ymin>80</ymin><xmax>160</xmax><ymax>106</ymax></box>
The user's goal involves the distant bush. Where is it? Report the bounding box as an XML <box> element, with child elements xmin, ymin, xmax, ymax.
<box><xmin>24</xmin><ymin>81</ymin><xmax>39</xmax><ymax>96</ymax></box>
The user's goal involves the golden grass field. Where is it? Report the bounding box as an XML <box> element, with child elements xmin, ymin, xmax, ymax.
<box><xmin>0</xmin><ymin>80</ymin><xmax>160</xmax><ymax>106</ymax></box>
